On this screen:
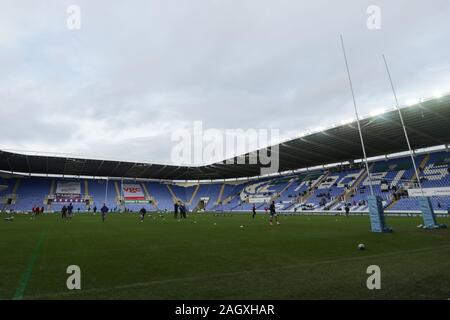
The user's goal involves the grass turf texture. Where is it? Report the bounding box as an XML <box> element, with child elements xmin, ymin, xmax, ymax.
<box><xmin>1</xmin><ymin>212</ymin><xmax>449</xmax><ymax>300</ymax></box>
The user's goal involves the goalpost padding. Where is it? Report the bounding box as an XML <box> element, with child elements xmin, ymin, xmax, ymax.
<box><xmin>418</xmin><ymin>196</ymin><xmax>438</xmax><ymax>228</ymax></box>
<box><xmin>368</xmin><ymin>195</ymin><xmax>392</xmax><ymax>233</ymax></box>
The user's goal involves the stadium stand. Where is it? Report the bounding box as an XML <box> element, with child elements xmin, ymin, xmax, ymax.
<box><xmin>88</xmin><ymin>179</ymin><xmax>116</xmax><ymax>209</ymax></box>
<box><xmin>146</xmin><ymin>182</ymin><xmax>174</xmax><ymax>211</ymax></box>
<box><xmin>189</xmin><ymin>183</ymin><xmax>222</xmax><ymax>211</ymax></box>
<box><xmin>307</xmin><ymin>168</ymin><xmax>363</xmax><ymax>210</ymax></box>
<box><xmin>215</xmin><ymin>183</ymin><xmax>248</xmax><ymax>211</ymax></box>
<box><xmin>0</xmin><ymin>94</ymin><xmax>448</xmax><ymax>214</ymax></box>
<box><xmin>170</xmin><ymin>184</ymin><xmax>197</xmax><ymax>206</ymax></box>
<box><xmin>0</xmin><ymin>177</ymin><xmax>15</xmax><ymax>198</ymax></box>
<box><xmin>14</xmin><ymin>177</ymin><xmax>51</xmax><ymax>211</ymax></box>
<box><xmin>1</xmin><ymin>150</ymin><xmax>449</xmax><ymax>214</ymax></box>
<box><xmin>389</xmin><ymin>152</ymin><xmax>450</xmax><ymax>211</ymax></box>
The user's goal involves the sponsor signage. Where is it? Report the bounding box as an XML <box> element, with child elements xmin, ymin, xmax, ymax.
<box><xmin>122</xmin><ymin>184</ymin><xmax>146</xmax><ymax>200</ymax></box>
<box><xmin>248</xmin><ymin>197</ymin><xmax>271</xmax><ymax>203</ymax></box>
<box><xmin>56</xmin><ymin>181</ymin><xmax>81</xmax><ymax>195</ymax></box>
<box><xmin>407</xmin><ymin>187</ymin><xmax>450</xmax><ymax>197</ymax></box>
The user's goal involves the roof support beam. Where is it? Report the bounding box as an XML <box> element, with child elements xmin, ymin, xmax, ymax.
<box><xmin>110</xmin><ymin>161</ymin><xmax>123</xmax><ymax>177</ymax></box>
<box><xmin>93</xmin><ymin>160</ymin><xmax>105</xmax><ymax>177</ymax></box>
<box><xmin>281</xmin><ymin>142</ymin><xmax>336</xmax><ymax>163</ymax></box>
<box><xmin>299</xmin><ymin>137</ymin><xmax>357</xmax><ymax>158</ymax></box>
<box><xmin>378</xmin><ymin>114</ymin><xmax>447</xmax><ymax>147</ymax></box>
<box><xmin>321</xmin><ymin>130</ymin><xmax>384</xmax><ymax>155</ymax></box>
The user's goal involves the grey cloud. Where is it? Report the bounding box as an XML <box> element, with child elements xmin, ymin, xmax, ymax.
<box><xmin>0</xmin><ymin>0</ymin><xmax>449</xmax><ymax>165</ymax></box>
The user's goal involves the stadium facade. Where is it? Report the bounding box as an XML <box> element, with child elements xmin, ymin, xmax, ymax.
<box><xmin>1</xmin><ymin>95</ymin><xmax>449</xmax><ymax>214</ymax></box>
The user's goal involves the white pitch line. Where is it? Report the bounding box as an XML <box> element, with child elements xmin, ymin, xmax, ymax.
<box><xmin>27</xmin><ymin>243</ymin><xmax>450</xmax><ymax>299</ymax></box>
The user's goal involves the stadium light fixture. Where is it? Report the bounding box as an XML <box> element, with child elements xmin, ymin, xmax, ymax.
<box><xmin>370</xmin><ymin>108</ymin><xmax>386</xmax><ymax>117</ymax></box>
<box><xmin>433</xmin><ymin>91</ymin><xmax>443</xmax><ymax>99</ymax></box>
<box><xmin>340</xmin><ymin>118</ymin><xmax>354</xmax><ymax>125</ymax></box>
<box><xmin>406</xmin><ymin>98</ymin><xmax>419</xmax><ymax>107</ymax></box>
<box><xmin>314</xmin><ymin>126</ymin><xmax>325</xmax><ymax>133</ymax></box>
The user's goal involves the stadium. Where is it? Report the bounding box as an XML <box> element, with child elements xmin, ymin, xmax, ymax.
<box><xmin>2</xmin><ymin>96</ymin><xmax>450</xmax><ymax>214</ymax></box>
<box><xmin>1</xmin><ymin>1</ymin><xmax>450</xmax><ymax>304</ymax></box>
<box><xmin>1</xmin><ymin>95</ymin><xmax>450</xmax><ymax>300</ymax></box>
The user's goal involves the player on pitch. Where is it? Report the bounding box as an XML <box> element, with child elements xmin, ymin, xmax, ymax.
<box><xmin>139</xmin><ymin>207</ymin><xmax>147</xmax><ymax>222</ymax></box>
<box><xmin>269</xmin><ymin>201</ymin><xmax>280</xmax><ymax>226</ymax></box>
<box><xmin>101</xmin><ymin>203</ymin><xmax>109</xmax><ymax>222</ymax></box>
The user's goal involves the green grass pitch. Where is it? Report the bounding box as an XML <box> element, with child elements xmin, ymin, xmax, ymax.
<box><xmin>1</xmin><ymin>212</ymin><xmax>449</xmax><ymax>300</ymax></box>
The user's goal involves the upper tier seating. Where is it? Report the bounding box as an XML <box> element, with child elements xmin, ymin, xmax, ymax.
<box><xmin>1</xmin><ymin>151</ymin><xmax>448</xmax><ymax>213</ymax></box>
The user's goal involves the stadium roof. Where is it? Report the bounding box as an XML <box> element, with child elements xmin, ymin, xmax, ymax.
<box><xmin>1</xmin><ymin>95</ymin><xmax>449</xmax><ymax>180</ymax></box>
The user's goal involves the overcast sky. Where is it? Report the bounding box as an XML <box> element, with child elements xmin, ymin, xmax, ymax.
<box><xmin>1</xmin><ymin>0</ymin><xmax>449</xmax><ymax>165</ymax></box>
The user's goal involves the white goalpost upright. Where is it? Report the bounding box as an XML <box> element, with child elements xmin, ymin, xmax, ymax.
<box><xmin>340</xmin><ymin>35</ymin><xmax>392</xmax><ymax>233</ymax></box>
<box><xmin>120</xmin><ymin>177</ymin><xmax>125</xmax><ymax>212</ymax></box>
<box><xmin>382</xmin><ymin>54</ymin><xmax>444</xmax><ymax>229</ymax></box>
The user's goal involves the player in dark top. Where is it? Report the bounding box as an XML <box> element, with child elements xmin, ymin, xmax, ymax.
<box><xmin>61</xmin><ymin>205</ymin><xmax>67</xmax><ymax>219</ymax></box>
<box><xmin>174</xmin><ymin>202</ymin><xmax>179</xmax><ymax>219</ymax></box>
<box><xmin>68</xmin><ymin>203</ymin><xmax>73</xmax><ymax>219</ymax></box>
<box><xmin>252</xmin><ymin>203</ymin><xmax>256</xmax><ymax>219</ymax></box>
<box><xmin>344</xmin><ymin>204</ymin><xmax>350</xmax><ymax>217</ymax></box>
<box><xmin>93</xmin><ymin>205</ymin><xmax>97</xmax><ymax>214</ymax></box>
<box><xmin>179</xmin><ymin>203</ymin><xmax>187</xmax><ymax>219</ymax></box>
<box><xmin>139</xmin><ymin>207</ymin><xmax>147</xmax><ymax>222</ymax></box>
<box><xmin>101</xmin><ymin>204</ymin><xmax>109</xmax><ymax>222</ymax></box>
<box><xmin>269</xmin><ymin>201</ymin><xmax>280</xmax><ymax>226</ymax></box>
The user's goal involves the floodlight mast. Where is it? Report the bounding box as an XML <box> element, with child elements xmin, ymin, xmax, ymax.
<box><xmin>382</xmin><ymin>54</ymin><xmax>424</xmax><ymax>195</ymax></box>
<box><xmin>340</xmin><ymin>35</ymin><xmax>374</xmax><ymax>196</ymax></box>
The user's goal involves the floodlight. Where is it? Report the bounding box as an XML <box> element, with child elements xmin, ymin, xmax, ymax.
<box><xmin>370</xmin><ymin>108</ymin><xmax>386</xmax><ymax>117</ymax></box>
